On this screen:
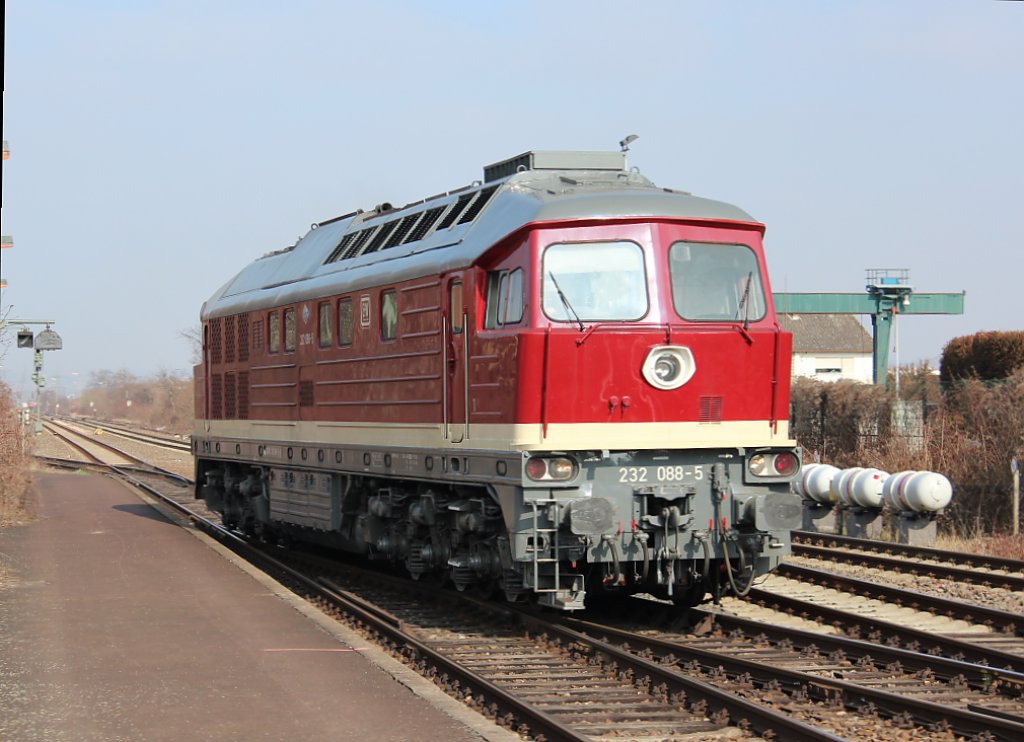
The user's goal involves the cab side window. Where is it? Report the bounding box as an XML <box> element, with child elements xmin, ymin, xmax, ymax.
<box><xmin>449</xmin><ymin>282</ymin><xmax>463</xmax><ymax>334</ymax></box>
<box><xmin>268</xmin><ymin>311</ymin><xmax>281</xmax><ymax>353</ymax></box>
<box><xmin>284</xmin><ymin>308</ymin><xmax>296</xmax><ymax>352</ymax></box>
<box><xmin>381</xmin><ymin>290</ymin><xmax>398</xmax><ymax>341</ymax></box>
<box><xmin>485</xmin><ymin>268</ymin><xmax>524</xmax><ymax>328</ymax></box>
<box><xmin>338</xmin><ymin>298</ymin><xmax>353</xmax><ymax>346</ymax></box>
<box><xmin>318</xmin><ymin>302</ymin><xmax>333</xmax><ymax>348</ymax></box>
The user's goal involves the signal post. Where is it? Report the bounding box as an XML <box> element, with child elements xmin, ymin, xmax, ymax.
<box><xmin>1</xmin><ymin>319</ymin><xmax>63</xmax><ymax>433</ymax></box>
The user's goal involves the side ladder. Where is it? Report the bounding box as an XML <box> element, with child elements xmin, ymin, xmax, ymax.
<box><xmin>527</xmin><ymin>499</ymin><xmax>561</xmax><ymax>593</ymax></box>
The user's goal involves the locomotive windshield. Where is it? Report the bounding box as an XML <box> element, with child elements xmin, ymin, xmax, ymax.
<box><xmin>669</xmin><ymin>242</ymin><xmax>766</xmax><ymax>323</ymax></box>
<box><xmin>542</xmin><ymin>241</ymin><xmax>648</xmax><ymax>322</ymax></box>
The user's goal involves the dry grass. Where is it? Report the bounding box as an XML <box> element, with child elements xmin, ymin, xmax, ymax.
<box><xmin>0</xmin><ymin>383</ymin><xmax>35</xmax><ymax>530</ymax></box>
<box><xmin>0</xmin><ymin>384</ymin><xmax>35</xmax><ymax>588</ymax></box>
<box><xmin>936</xmin><ymin>532</ymin><xmax>1024</xmax><ymax>560</ymax></box>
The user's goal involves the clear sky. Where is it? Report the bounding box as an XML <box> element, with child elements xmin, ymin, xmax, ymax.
<box><xmin>2</xmin><ymin>1</ymin><xmax>1021</xmax><ymax>400</ymax></box>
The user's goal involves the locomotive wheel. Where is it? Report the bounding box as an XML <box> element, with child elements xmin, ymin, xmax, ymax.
<box><xmin>499</xmin><ymin>570</ymin><xmax>527</xmax><ymax>603</ymax></box>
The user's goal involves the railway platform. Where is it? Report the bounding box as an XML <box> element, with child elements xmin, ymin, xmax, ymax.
<box><xmin>0</xmin><ymin>471</ymin><xmax>515</xmax><ymax>742</ymax></box>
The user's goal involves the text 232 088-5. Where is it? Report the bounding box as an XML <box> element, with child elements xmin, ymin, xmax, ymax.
<box><xmin>618</xmin><ymin>466</ymin><xmax>705</xmax><ymax>484</ymax></box>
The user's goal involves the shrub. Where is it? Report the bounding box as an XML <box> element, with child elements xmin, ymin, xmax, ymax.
<box><xmin>0</xmin><ymin>382</ymin><xmax>34</xmax><ymax>528</ymax></box>
<box><xmin>940</xmin><ymin>330</ymin><xmax>1024</xmax><ymax>383</ymax></box>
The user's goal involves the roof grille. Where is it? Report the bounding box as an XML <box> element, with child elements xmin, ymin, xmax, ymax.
<box><xmin>458</xmin><ymin>185</ymin><xmax>498</xmax><ymax>224</ymax></box>
<box><xmin>382</xmin><ymin>213</ymin><xmax>420</xmax><ymax>250</ymax></box>
<box><xmin>362</xmin><ymin>221</ymin><xmax>398</xmax><ymax>254</ymax></box>
<box><xmin>322</xmin><ymin>183</ymin><xmax>502</xmax><ymax>267</ymax></box>
<box><xmin>436</xmin><ymin>193</ymin><xmax>474</xmax><ymax>230</ymax></box>
<box><xmin>347</xmin><ymin>227</ymin><xmax>376</xmax><ymax>257</ymax></box>
<box><xmin>405</xmin><ymin>205</ymin><xmax>446</xmax><ymax>243</ymax></box>
<box><xmin>326</xmin><ymin>231</ymin><xmax>358</xmax><ymax>263</ymax></box>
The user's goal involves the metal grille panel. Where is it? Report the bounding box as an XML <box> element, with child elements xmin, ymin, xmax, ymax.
<box><xmin>699</xmin><ymin>396</ymin><xmax>723</xmax><ymax>424</ymax></box>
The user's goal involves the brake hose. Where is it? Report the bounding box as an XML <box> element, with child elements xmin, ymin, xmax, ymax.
<box><xmin>722</xmin><ymin>531</ymin><xmax>755</xmax><ymax>597</ymax></box>
<box><xmin>602</xmin><ymin>534</ymin><xmax>623</xmax><ymax>585</ymax></box>
<box><xmin>634</xmin><ymin>532</ymin><xmax>650</xmax><ymax>582</ymax></box>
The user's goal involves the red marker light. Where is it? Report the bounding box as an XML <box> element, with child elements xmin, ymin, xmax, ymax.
<box><xmin>525</xmin><ymin>458</ymin><xmax>548</xmax><ymax>480</ymax></box>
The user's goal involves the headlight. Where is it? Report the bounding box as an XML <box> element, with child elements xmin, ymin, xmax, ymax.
<box><xmin>748</xmin><ymin>451</ymin><xmax>799</xmax><ymax>479</ymax></box>
<box><xmin>525</xmin><ymin>456</ymin><xmax>577</xmax><ymax>482</ymax></box>
<box><xmin>642</xmin><ymin>346</ymin><xmax>696</xmax><ymax>390</ymax></box>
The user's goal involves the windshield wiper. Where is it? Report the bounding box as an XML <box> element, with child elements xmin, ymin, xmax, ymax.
<box><xmin>548</xmin><ymin>272</ymin><xmax>585</xmax><ymax>332</ymax></box>
<box><xmin>736</xmin><ymin>271</ymin><xmax>754</xmax><ymax>330</ymax></box>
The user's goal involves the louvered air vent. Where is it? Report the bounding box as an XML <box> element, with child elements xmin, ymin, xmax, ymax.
<box><xmin>382</xmin><ymin>213</ymin><xmax>419</xmax><ymax>249</ymax></box>
<box><xmin>326</xmin><ymin>231</ymin><xmax>359</xmax><ymax>263</ymax></box>
<box><xmin>322</xmin><ymin>184</ymin><xmax>500</xmax><ymax>266</ymax></box>
<box><xmin>435</xmin><ymin>192</ymin><xmax>474</xmax><ymax>230</ymax></box>
<box><xmin>363</xmin><ymin>221</ymin><xmax>398</xmax><ymax>254</ymax></box>
<box><xmin>457</xmin><ymin>185</ymin><xmax>498</xmax><ymax>224</ymax></box>
<box><xmin>699</xmin><ymin>396</ymin><xmax>723</xmax><ymax>424</ymax></box>
<box><xmin>405</xmin><ymin>205</ymin><xmax>446</xmax><ymax>243</ymax></box>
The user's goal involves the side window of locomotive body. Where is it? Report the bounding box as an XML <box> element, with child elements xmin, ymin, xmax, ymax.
<box><xmin>268</xmin><ymin>311</ymin><xmax>281</xmax><ymax>353</ymax></box>
<box><xmin>337</xmin><ymin>298</ymin><xmax>353</xmax><ymax>347</ymax></box>
<box><xmin>381</xmin><ymin>290</ymin><xmax>398</xmax><ymax>341</ymax></box>
<box><xmin>542</xmin><ymin>241</ymin><xmax>647</xmax><ymax>322</ymax></box>
<box><xmin>484</xmin><ymin>268</ymin><xmax>524</xmax><ymax>329</ymax></box>
<box><xmin>318</xmin><ymin>302</ymin><xmax>333</xmax><ymax>348</ymax></box>
<box><xmin>284</xmin><ymin>308</ymin><xmax>296</xmax><ymax>352</ymax></box>
<box><xmin>449</xmin><ymin>282</ymin><xmax>463</xmax><ymax>334</ymax></box>
<box><xmin>668</xmin><ymin>242</ymin><xmax>766</xmax><ymax>322</ymax></box>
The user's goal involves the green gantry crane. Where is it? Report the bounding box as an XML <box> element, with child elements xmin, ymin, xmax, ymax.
<box><xmin>774</xmin><ymin>269</ymin><xmax>965</xmax><ymax>388</ymax></box>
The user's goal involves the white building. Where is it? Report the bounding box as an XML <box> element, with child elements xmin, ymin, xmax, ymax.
<box><xmin>778</xmin><ymin>314</ymin><xmax>873</xmax><ymax>384</ymax></box>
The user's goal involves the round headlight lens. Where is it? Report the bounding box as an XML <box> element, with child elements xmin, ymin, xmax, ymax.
<box><xmin>641</xmin><ymin>346</ymin><xmax>696</xmax><ymax>390</ymax></box>
<box><xmin>547</xmin><ymin>457</ymin><xmax>576</xmax><ymax>480</ymax></box>
<box><xmin>654</xmin><ymin>355</ymin><xmax>680</xmax><ymax>383</ymax></box>
<box><xmin>748</xmin><ymin>454</ymin><xmax>768</xmax><ymax>476</ymax></box>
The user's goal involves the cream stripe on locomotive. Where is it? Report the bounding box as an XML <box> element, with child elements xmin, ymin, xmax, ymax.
<box><xmin>197</xmin><ymin>418</ymin><xmax>792</xmax><ymax>452</ymax></box>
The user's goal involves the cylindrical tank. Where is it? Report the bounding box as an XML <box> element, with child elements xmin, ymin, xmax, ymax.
<box><xmin>830</xmin><ymin>467</ymin><xmax>864</xmax><ymax>506</ymax></box>
<box><xmin>882</xmin><ymin>471</ymin><xmax>917</xmax><ymax>510</ymax></box>
<box><xmin>844</xmin><ymin>468</ymin><xmax>889</xmax><ymax>509</ymax></box>
<box><xmin>795</xmin><ymin>463</ymin><xmax>841</xmax><ymax>504</ymax></box>
<box><xmin>888</xmin><ymin>471</ymin><xmax>953</xmax><ymax>513</ymax></box>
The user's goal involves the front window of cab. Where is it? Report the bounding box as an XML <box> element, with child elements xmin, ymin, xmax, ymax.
<box><xmin>542</xmin><ymin>241</ymin><xmax>648</xmax><ymax>322</ymax></box>
<box><xmin>669</xmin><ymin>242</ymin><xmax>767</xmax><ymax>322</ymax></box>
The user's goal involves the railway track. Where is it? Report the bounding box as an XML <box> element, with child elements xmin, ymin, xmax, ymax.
<box><xmin>562</xmin><ymin>603</ymin><xmax>1024</xmax><ymax>740</ymax></box>
<box><xmin>140</xmin><ymin>473</ymin><xmax>1024</xmax><ymax>739</ymax></box>
<box><xmin>53</xmin><ymin>416</ymin><xmax>191</xmax><ymax>452</ymax></box>
<box><xmin>717</xmin><ymin>573</ymin><xmax>1024</xmax><ymax>675</ymax></box>
<box><xmin>792</xmin><ymin>532</ymin><xmax>1024</xmax><ymax>592</ymax></box>
<box><xmin>794</xmin><ymin>530</ymin><xmax>1024</xmax><ymax>575</ymax></box>
<box><xmin>41</xmin><ymin>419</ymin><xmax>189</xmax><ymax>484</ymax></box>
<box><xmin>34</xmin><ymin>437</ymin><xmax>1024</xmax><ymax>738</ymax></box>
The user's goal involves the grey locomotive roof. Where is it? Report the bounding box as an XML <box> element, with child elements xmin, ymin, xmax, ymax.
<box><xmin>202</xmin><ymin>151</ymin><xmax>759</xmax><ymax>320</ymax></box>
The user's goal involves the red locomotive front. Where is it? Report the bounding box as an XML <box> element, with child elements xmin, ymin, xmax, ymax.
<box><xmin>194</xmin><ymin>150</ymin><xmax>801</xmax><ymax>609</ymax></box>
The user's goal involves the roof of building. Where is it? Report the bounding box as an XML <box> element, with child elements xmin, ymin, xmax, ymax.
<box><xmin>778</xmin><ymin>313</ymin><xmax>873</xmax><ymax>353</ymax></box>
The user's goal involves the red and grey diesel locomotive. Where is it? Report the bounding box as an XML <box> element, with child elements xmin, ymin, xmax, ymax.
<box><xmin>194</xmin><ymin>150</ymin><xmax>801</xmax><ymax>609</ymax></box>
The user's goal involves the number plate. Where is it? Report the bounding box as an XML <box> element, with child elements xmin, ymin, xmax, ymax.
<box><xmin>618</xmin><ymin>465</ymin><xmax>705</xmax><ymax>484</ymax></box>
